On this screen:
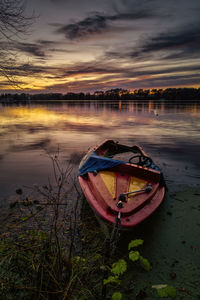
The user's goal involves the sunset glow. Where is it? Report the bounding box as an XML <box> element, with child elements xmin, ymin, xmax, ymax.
<box><xmin>0</xmin><ymin>0</ymin><xmax>200</xmax><ymax>93</ymax></box>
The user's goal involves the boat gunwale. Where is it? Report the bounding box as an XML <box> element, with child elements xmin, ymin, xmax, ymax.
<box><xmin>78</xmin><ymin>139</ymin><xmax>165</xmax><ymax>229</ymax></box>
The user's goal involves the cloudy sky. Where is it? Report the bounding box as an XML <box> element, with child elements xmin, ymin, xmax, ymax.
<box><xmin>1</xmin><ymin>0</ymin><xmax>200</xmax><ymax>93</ymax></box>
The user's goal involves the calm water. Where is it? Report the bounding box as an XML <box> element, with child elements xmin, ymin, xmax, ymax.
<box><xmin>0</xmin><ymin>100</ymin><xmax>200</xmax><ymax>199</ymax></box>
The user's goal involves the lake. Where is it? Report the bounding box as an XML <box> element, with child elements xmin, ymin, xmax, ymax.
<box><xmin>0</xmin><ymin>100</ymin><xmax>200</xmax><ymax>200</ymax></box>
<box><xmin>1</xmin><ymin>99</ymin><xmax>200</xmax><ymax>298</ymax></box>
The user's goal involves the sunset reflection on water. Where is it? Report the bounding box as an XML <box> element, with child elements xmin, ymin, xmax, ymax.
<box><xmin>0</xmin><ymin>100</ymin><xmax>200</xmax><ymax>197</ymax></box>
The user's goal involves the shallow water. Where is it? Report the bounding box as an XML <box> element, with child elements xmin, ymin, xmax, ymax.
<box><xmin>0</xmin><ymin>100</ymin><xmax>200</xmax><ymax>199</ymax></box>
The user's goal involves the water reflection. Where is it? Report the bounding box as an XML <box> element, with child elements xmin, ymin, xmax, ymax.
<box><xmin>0</xmin><ymin>100</ymin><xmax>200</xmax><ymax>197</ymax></box>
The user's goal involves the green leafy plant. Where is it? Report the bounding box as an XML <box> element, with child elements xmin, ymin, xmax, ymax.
<box><xmin>129</xmin><ymin>250</ymin><xmax>140</xmax><ymax>262</ymax></box>
<box><xmin>104</xmin><ymin>276</ymin><xmax>121</xmax><ymax>285</ymax></box>
<box><xmin>111</xmin><ymin>259</ymin><xmax>127</xmax><ymax>276</ymax></box>
<box><xmin>112</xmin><ymin>291</ymin><xmax>123</xmax><ymax>300</ymax></box>
<box><xmin>128</xmin><ymin>239</ymin><xmax>144</xmax><ymax>249</ymax></box>
<box><xmin>103</xmin><ymin>239</ymin><xmax>151</xmax><ymax>299</ymax></box>
<box><xmin>152</xmin><ymin>284</ymin><xmax>176</xmax><ymax>298</ymax></box>
<box><xmin>139</xmin><ymin>255</ymin><xmax>151</xmax><ymax>271</ymax></box>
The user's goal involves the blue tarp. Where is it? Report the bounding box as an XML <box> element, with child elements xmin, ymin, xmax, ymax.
<box><xmin>78</xmin><ymin>151</ymin><xmax>124</xmax><ymax>176</ymax></box>
<box><xmin>78</xmin><ymin>151</ymin><xmax>160</xmax><ymax>176</ymax></box>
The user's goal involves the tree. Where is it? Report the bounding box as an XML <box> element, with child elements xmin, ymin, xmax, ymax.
<box><xmin>0</xmin><ymin>0</ymin><xmax>33</xmax><ymax>85</ymax></box>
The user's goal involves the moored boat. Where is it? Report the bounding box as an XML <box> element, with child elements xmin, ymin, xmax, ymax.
<box><xmin>78</xmin><ymin>140</ymin><xmax>165</xmax><ymax>229</ymax></box>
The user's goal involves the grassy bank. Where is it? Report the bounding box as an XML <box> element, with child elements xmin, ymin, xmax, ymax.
<box><xmin>0</xmin><ymin>153</ymin><xmax>199</xmax><ymax>299</ymax></box>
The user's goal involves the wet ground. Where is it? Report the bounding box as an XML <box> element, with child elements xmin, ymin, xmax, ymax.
<box><xmin>118</xmin><ymin>185</ymin><xmax>200</xmax><ymax>299</ymax></box>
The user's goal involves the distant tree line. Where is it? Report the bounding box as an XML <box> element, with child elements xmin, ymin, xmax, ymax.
<box><xmin>1</xmin><ymin>88</ymin><xmax>200</xmax><ymax>102</ymax></box>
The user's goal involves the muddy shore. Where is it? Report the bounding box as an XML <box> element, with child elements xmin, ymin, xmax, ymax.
<box><xmin>118</xmin><ymin>185</ymin><xmax>200</xmax><ymax>299</ymax></box>
<box><xmin>0</xmin><ymin>182</ymin><xmax>199</xmax><ymax>299</ymax></box>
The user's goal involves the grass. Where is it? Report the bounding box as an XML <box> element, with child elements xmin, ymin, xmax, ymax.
<box><xmin>0</xmin><ymin>150</ymin><xmax>182</xmax><ymax>300</ymax></box>
<box><xmin>0</xmin><ymin>151</ymin><xmax>107</xmax><ymax>299</ymax></box>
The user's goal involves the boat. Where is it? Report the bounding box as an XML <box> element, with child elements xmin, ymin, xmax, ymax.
<box><xmin>78</xmin><ymin>139</ymin><xmax>165</xmax><ymax>230</ymax></box>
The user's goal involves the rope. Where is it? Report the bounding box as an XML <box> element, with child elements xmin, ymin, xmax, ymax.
<box><xmin>109</xmin><ymin>212</ymin><xmax>121</xmax><ymax>256</ymax></box>
<box><xmin>102</xmin><ymin>212</ymin><xmax>121</xmax><ymax>297</ymax></box>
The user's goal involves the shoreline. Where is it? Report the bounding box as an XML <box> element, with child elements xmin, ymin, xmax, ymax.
<box><xmin>0</xmin><ymin>184</ymin><xmax>200</xmax><ymax>299</ymax></box>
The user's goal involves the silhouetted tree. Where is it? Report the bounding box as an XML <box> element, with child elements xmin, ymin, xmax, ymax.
<box><xmin>1</xmin><ymin>88</ymin><xmax>200</xmax><ymax>102</ymax></box>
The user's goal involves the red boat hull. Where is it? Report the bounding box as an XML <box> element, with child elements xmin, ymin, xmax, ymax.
<box><xmin>78</xmin><ymin>140</ymin><xmax>165</xmax><ymax>229</ymax></box>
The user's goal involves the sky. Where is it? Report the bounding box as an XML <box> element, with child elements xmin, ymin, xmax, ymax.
<box><xmin>1</xmin><ymin>0</ymin><xmax>200</xmax><ymax>93</ymax></box>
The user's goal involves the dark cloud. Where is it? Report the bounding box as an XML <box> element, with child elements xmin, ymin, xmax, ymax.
<box><xmin>63</xmin><ymin>63</ymin><xmax>124</xmax><ymax>76</ymax></box>
<box><xmin>57</xmin><ymin>56</ymin><xmax>200</xmax><ymax>79</ymax></box>
<box><xmin>130</xmin><ymin>24</ymin><xmax>200</xmax><ymax>60</ymax></box>
<box><xmin>130</xmin><ymin>74</ymin><xmax>200</xmax><ymax>89</ymax></box>
<box><xmin>2</xmin><ymin>0</ymin><xmax>200</xmax><ymax>92</ymax></box>
<box><xmin>105</xmin><ymin>22</ymin><xmax>200</xmax><ymax>68</ymax></box>
<box><xmin>5</xmin><ymin>39</ymin><xmax>77</xmax><ymax>61</ymax></box>
<box><xmin>15</xmin><ymin>42</ymin><xmax>46</xmax><ymax>57</ymax></box>
<box><xmin>56</xmin><ymin>14</ymin><xmax>109</xmax><ymax>39</ymax></box>
<box><xmin>12</xmin><ymin>40</ymin><xmax>56</xmax><ymax>58</ymax></box>
<box><xmin>40</xmin><ymin>64</ymin><xmax>200</xmax><ymax>90</ymax></box>
<box><xmin>3</xmin><ymin>63</ymin><xmax>53</xmax><ymax>77</ymax></box>
<box><xmin>39</xmin><ymin>64</ymin><xmax>200</xmax><ymax>93</ymax></box>
<box><xmin>5</xmin><ymin>56</ymin><xmax>198</xmax><ymax>91</ymax></box>
<box><xmin>56</xmin><ymin>10</ymin><xmax>153</xmax><ymax>40</ymax></box>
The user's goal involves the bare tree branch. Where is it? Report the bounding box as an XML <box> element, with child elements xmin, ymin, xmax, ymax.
<box><xmin>0</xmin><ymin>0</ymin><xmax>35</xmax><ymax>87</ymax></box>
<box><xmin>0</xmin><ymin>0</ymin><xmax>33</xmax><ymax>39</ymax></box>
